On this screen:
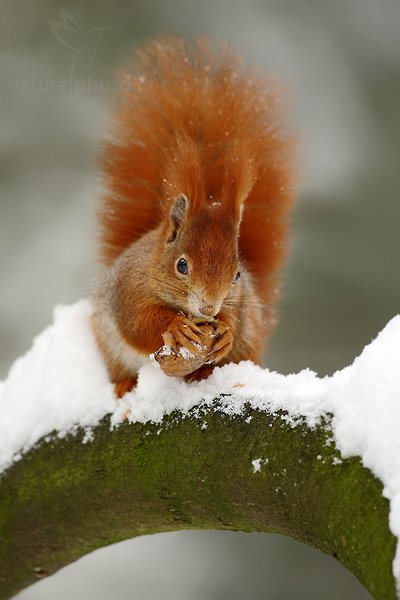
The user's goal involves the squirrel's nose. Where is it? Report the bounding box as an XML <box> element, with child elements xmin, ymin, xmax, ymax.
<box><xmin>199</xmin><ymin>304</ymin><xmax>216</xmax><ymax>317</ymax></box>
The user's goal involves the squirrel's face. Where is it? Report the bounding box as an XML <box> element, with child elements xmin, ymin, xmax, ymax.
<box><xmin>152</xmin><ymin>194</ymin><xmax>242</xmax><ymax>320</ymax></box>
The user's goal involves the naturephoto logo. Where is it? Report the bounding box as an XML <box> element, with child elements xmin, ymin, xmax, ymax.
<box><xmin>9</xmin><ymin>10</ymin><xmax>121</xmax><ymax>95</ymax></box>
<box><xmin>49</xmin><ymin>10</ymin><xmax>117</xmax><ymax>81</ymax></box>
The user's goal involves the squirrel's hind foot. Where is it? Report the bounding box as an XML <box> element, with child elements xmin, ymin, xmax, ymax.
<box><xmin>114</xmin><ymin>376</ymin><xmax>138</xmax><ymax>399</ymax></box>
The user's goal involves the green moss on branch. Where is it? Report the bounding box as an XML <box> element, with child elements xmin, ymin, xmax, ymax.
<box><xmin>0</xmin><ymin>404</ymin><xmax>396</xmax><ymax>599</ymax></box>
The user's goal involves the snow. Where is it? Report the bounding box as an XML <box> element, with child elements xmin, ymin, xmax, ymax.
<box><xmin>178</xmin><ymin>346</ymin><xmax>195</xmax><ymax>360</ymax></box>
<box><xmin>1</xmin><ymin>300</ymin><xmax>400</xmax><ymax>587</ymax></box>
<box><xmin>0</xmin><ymin>301</ymin><xmax>116</xmax><ymax>472</ymax></box>
<box><xmin>251</xmin><ymin>458</ymin><xmax>268</xmax><ymax>473</ymax></box>
<box><xmin>251</xmin><ymin>458</ymin><xmax>263</xmax><ymax>473</ymax></box>
<box><xmin>155</xmin><ymin>345</ymin><xmax>173</xmax><ymax>358</ymax></box>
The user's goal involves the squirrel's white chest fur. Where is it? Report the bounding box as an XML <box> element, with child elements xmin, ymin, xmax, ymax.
<box><xmin>93</xmin><ymin>305</ymin><xmax>150</xmax><ymax>379</ymax></box>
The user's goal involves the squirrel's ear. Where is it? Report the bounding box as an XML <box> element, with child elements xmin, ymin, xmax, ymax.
<box><xmin>167</xmin><ymin>194</ymin><xmax>188</xmax><ymax>243</ymax></box>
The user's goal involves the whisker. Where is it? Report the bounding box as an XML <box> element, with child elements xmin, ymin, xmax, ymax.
<box><xmin>129</xmin><ymin>266</ymin><xmax>188</xmax><ymax>297</ymax></box>
<box><xmin>222</xmin><ymin>297</ymin><xmax>267</xmax><ymax>310</ymax></box>
<box><xmin>224</xmin><ymin>293</ymin><xmax>267</xmax><ymax>304</ymax></box>
<box><xmin>222</xmin><ymin>302</ymin><xmax>266</xmax><ymax>308</ymax></box>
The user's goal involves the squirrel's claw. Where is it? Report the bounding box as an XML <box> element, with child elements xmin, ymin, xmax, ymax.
<box><xmin>207</xmin><ymin>321</ymin><xmax>233</xmax><ymax>364</ymax></box>
<box><xmin>162</xmin><ymin>315</ymin><xmax>204</xmax><ymax>355</ymax></box>
<box><xmin>208</xmin><ymin>344</ymin><xmax>232</xmax><ymax>364</ymax></box>
<box><xmin>181</xmin><ymin>318</ymin><xmax>204</xmax><ymax>336</ymax></box>
<box><xmin>161</xmin><ymin>330</ymin><xmax>177</xmax><ymax>350</ymax></box>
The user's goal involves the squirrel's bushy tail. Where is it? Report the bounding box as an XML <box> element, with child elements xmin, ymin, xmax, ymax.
<box><xmin>99</xmin><ymin>37</ymin><xmax>297</xmax><ymax>303</ymax></box>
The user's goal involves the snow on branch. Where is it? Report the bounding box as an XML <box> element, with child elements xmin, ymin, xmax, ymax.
<box><xmin>1</xmin><ymin>300</ymin><xmax>400</xmax><ymax>598</ymax></box>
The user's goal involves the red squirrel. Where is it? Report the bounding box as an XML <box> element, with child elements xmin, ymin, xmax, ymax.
<box><xmin>91</xmin><ymin>37</ymin><xmax>296</xmax><ymax>397</ymax></box>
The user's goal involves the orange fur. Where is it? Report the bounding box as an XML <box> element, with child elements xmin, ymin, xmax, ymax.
<box><xmin>98</xmin><ymin>37</ymin><xmax>296</xmax><ymax>307</ymax></box>
<box><xmin>92</xmin><ymin>37</ymin><xmax>297</xmax><ymax>389</ymax></box>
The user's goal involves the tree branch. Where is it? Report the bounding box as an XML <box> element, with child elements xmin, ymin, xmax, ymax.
<box><xmin>0</xmin><ymin>403</ymin><xmax>396</xmax><ymax>599</ymax></box>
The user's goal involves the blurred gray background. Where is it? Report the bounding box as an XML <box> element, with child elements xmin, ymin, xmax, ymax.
<box><xmin>1</xmin><ymin>0</ymin><xmax>399</xmax><ymax>598</ymax></box>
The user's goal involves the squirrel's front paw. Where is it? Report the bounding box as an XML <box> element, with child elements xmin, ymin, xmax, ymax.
<box><xmin>154</xmin><ymin>316</ymin><xmax>214</xmax><ymax>377</ymax></box>
<box><xmin>162</xmin><ymin>314</ymin><xmax>205</xmax><ymax>356</ymax></box>
<box><xmin>207</xmin><ymin>320</ymin><xmax>233</xmax><ymax>364</ymax></box>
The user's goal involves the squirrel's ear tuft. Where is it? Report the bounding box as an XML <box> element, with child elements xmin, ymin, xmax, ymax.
<box><xmin>167</xmin><ymin>194</ymin><xmax>188</xmax><ymax>243</ymax></box>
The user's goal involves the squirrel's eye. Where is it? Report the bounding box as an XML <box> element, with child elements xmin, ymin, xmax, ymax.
<box><xmin>176</xmin><ymin>257</ymin><xmax>188</xmax><ymax>276</ymax></box>
<box><xmin>233</xmin><ymin>271</ymin><xmax>241</xmax><ymax>284</ymax></box>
